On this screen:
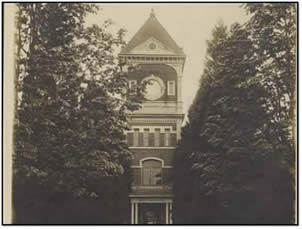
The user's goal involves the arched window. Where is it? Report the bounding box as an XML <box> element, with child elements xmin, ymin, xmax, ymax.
<box><xmin>141</xmin><ymin>159</ymin><xmax>162</xmax><ymax>185</ymax></box>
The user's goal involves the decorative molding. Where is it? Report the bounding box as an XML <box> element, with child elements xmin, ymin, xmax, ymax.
<box><xmin>130</xmin><ymin>196</ymin><xmax>173</xmax><ymax>201</ymax></box>
<box><xmin>130</xmin><ymin>157</ymin><xmax>173</xmax><ymax>168</ymax></box>
<box><xmin>128</xmin><ymin>113</ymin><xmax>185</xmax><ymax>119</ymax></box>
<box><xmin>131</xmin><ymin>165</ymin><xmax>173</xmax><ymax>168</ymax></box>
<box><xmin>129</xmin><ymin>37</ymin><xmax>176</xmax><ymax>55</ymax></box>
<box><xmin>132</xmin><ymin>185</ymin><xmax>173</xmax><ymax>192</ymax></box>
<box><xmin>165</xmin><ymin>63</ymin><xmax>182</xmax><ymax>73</ymax></box>
<box><xmin>129</xmin><ymin>146</ymin><xmax>175</xmax><ymax>150</ymax></box>
<box><xmin>128</xmin><ymin>118</ymin><xmax>178</xmax><ymax>123</ymax></box>
<box><xmin>137</xmin><ymin>101</ymin><xmax>182</xmax><ymax>107</ymax></box>
<box><xmin>128</xmin><ymin>121</ymin><xmax>177</xmax><ymax>126</ymax></box>
<box><xmin>126</xmin><ymin>125</ymin><xmax>176</xmax><ymax>133</ymax></box>
<box><xmin>119</xmin><ymin>54</ymin><xmax>185</xmax><ymax>65</ymax></box>
<box><xmin>132</xmin><ymin>100</ymin><xmax>182</xmax><ymax>104</ymax></box>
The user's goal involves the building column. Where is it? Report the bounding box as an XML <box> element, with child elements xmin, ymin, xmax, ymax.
<box><xmin>165</xmin><ymin>202</ymin><xmax>169</xmax><ymax>224</ymax></box>
<box><xmin>131</xmin><ymin>202</ymin><xmax>134</xmax><ymax>224</ymax></box>
<box><xmin>135</xmin><ymin>203</ymin><xmax>138</xmax><ymax>224</ymax></box>
<box><xmin>177</xmin><ymin>74</ymin><xmax>182</xmax><ymax>103</ymax></box>
<box><xmin>169</xmin><ymin>202</ymin><xmax>173</xmax><ymax>224</ymax></box>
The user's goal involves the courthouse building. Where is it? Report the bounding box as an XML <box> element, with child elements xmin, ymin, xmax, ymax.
<box><xmin>119</xmin><ymin>10</ymin><xmax>185</xmax><ymax>224</ymax></box>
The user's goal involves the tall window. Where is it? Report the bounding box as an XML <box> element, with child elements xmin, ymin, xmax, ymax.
<box><xmin>167</xmin><ymin>81</ymin><xmax>175</xmax><ymax>96</ymax></box>
<box><xmin>143</xmin><ymin>128</ymin><xmax>149</xmax><ymax>146</ymax></box>
<box><xmin>142</xmin><ymin>160</ymin><xmax>162</xmax><ymax>185</ymax></box>
<box><xmin>154</xmin><ymin>128</ymin><xmax>160</xmax><ymax>147</ymax></box>
<box><xmin>164</xmin><ymin>128</ymin><xmax>170</xmax><ymax>146</ymax></box>
<box><xmin>133</xmin><ymin>128</ymin><xmax>139</xmax><ymax>146</ymax></box>
<box><xmin>129</xmin><ymin>80</ymin><xmax>137</xmax><ymax>95</ymax></box>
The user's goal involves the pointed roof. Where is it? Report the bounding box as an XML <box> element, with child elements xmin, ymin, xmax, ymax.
<box><xmin>120</xmin><ymin>10</ymin><xmax>184</xmax><ymax>55</ymax></box>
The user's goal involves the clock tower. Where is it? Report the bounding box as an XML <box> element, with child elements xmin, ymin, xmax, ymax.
<box><xmin>119</xmin><ymin>10</ymin><xmax>185</xmax><ymax>224</ymax></box>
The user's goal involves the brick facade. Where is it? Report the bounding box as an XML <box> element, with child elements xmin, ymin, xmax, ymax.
<box><xmin>131</xmin><ymin>148</ymin><xmax>174</xmax><ymax>166</ymax></box>
<box><xmin>119</xmin><ymin>10</ymin><xmax>185</xmax><ymax>224</ymax></box>
<box><xmin>127</xmin><ymin>132</ymin><xmax>177</xmax><ymax>147</ymax></box>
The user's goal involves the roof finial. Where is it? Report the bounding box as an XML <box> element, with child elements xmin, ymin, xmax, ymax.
<box><xmin>150</xmin><ymin>8</ymin><xmax>155</xmax><ymax>17</ymax></box>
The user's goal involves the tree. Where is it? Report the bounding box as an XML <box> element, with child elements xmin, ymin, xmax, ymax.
<box><xmin>244</xmin><ymin>3</ymin><xmax>296</xmax><ymax>222</ymax></box>
<box><xmin>175</xmin><ymin>21</ymin><xmax>263</xmax><ymax>222</ymax></box>
<box><xmin>174</xmin><ymin>10</ymin><xmax>296</xmax><ymax>223</ymax></box>
<box><xmin>13</xmin><ymin>3</ymin><xmax>139</xmax><ymax>223</ymax></box>
<box><xmin>174</xmin><ymin>22</ymin><xmax>230</xmax><ymax>223</ymax></box>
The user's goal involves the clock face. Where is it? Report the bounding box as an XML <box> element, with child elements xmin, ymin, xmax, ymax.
<box><xmin>143</xmin><ymin>75</ymin><xmax>165</xmax><ymax>101</ymax></box>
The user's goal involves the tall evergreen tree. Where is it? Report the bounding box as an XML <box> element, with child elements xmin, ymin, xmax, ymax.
<box><xmin>174</xmin><ymin>6</ymin><xmax>296</xmax><ymax>222</ymax></box>
<box><xmin>175</xmin><ymin>22</ymin><xmax>266</xmax><ymax>223</ymax></box>
<box><xmin>244</xmin><ymin>3</ymin><xmax>296</xmax><ymax>222</ymax></box>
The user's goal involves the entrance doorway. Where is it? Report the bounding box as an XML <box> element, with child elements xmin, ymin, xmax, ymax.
<box><xmin>130</xmin><ymin>200</ymin><xmax>173</xmax><ymax>224</ymax></box>
<box><xmin>139</xmin><ymin>203</ymin><xmax>165</xmax><ymax>224</ymax></box>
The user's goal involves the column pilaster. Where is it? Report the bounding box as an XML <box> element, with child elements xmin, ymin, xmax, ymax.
<box><xmin>131</xmin><ymin>202</ymin><xmax>134</xmax><ymax>224</ymax></box>
<box><xmin>166</xmin><ymin>202</ymin><xmax>169</xmax><ymax>224</ymax></box>
<box><xmin>169</xmin><ymin>202</ymin><xmax>173</xmax><ymax>224</ymax></box>
<box><xmin>135</xmin><ymin>203</ymin><xmax>138</xmax><ymax>224</ymax></box>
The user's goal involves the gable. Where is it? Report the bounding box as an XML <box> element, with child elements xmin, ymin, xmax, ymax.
<box><xmin>129</xmin><ymin>37</ymin><xmax>176</xmax><ymax>55</ymax></box>
<box><xmin>120</xmin><ymin>12</ymin><xmax>184</xmax><ymax>56</ymax></box>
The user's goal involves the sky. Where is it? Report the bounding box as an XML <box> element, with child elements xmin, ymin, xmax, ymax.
<box><xmin>86</xmin><ymin>4</ymin><xmax>250</xmax><ymax>115</ymax></box>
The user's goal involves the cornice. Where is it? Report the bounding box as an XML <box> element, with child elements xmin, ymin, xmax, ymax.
<box><xmin>129</xmin><ymin>194</ymin><xmax>173</xmax><ymax>199</ymax></box>
<box><xmin>129</xmin><ymin>146</ymin><xmax>176</xmax><ymax>150</ymax></box>
<box><xmin>119</xmin><ymin>54</ymin><xmax>185</xmax><ymax>65</ymax></box>
<box><xmin>128</xmin><ymin>113</ymin><xmax>184</xmax><ymax>119</ymax></box>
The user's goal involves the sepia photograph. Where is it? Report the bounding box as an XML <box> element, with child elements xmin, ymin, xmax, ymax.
<box><xmin>2</xmin><ymin>1</ymin><xmax>297</xmax><ymax>225</ymax></box>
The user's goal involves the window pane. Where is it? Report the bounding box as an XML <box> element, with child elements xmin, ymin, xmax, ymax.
<box><xmin>154</xmin><ymin>129</ymin><xmax>160</xmax><ymax>146</ymax></box>
<box><xmin>143</xmin><ymin>129</ymin><xmax>149</xmax><ymax>146</ymax></box>
<box><xmin>133</xmin><ymin>129</ymin><xmax>139</xmax><ymax>146</ymax></box>
<box><xmin>164</xmin><ymin>129</ymin><xmax>170</xmax><ymax>146</ymax></box>
<box><xmin>142</xmin><ymin>168</ymin><xmax>151</xmax><ymax>185</ymax></box>
<box><xmin>167</xmin><ymin>81</ymin><xmax>175</xmax><ymax>96</ymax></box>
<box><xmin>143</xmin><ymin>160</ymin><xmax>161</xmax><ymax>168</ymax></box>
<box><xmin>153</xmin><ymin>168</ymin><xmax>162</xmax><ymax>185</ymax></box>
<box><xmin>142</xmin><ymin>160</ymin><xmax>162</xmax><ymax>186</ymax></box>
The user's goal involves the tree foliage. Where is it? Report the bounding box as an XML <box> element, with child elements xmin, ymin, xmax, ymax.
<box><xmin>14</xmin><ymin>3</ymin><xmax>138</xmax><ymax>224</ymax></box>
<box><xmin>174</xmin><ymin>3</ymin><xmax>296</xmax><ymax>224</ymax></box>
